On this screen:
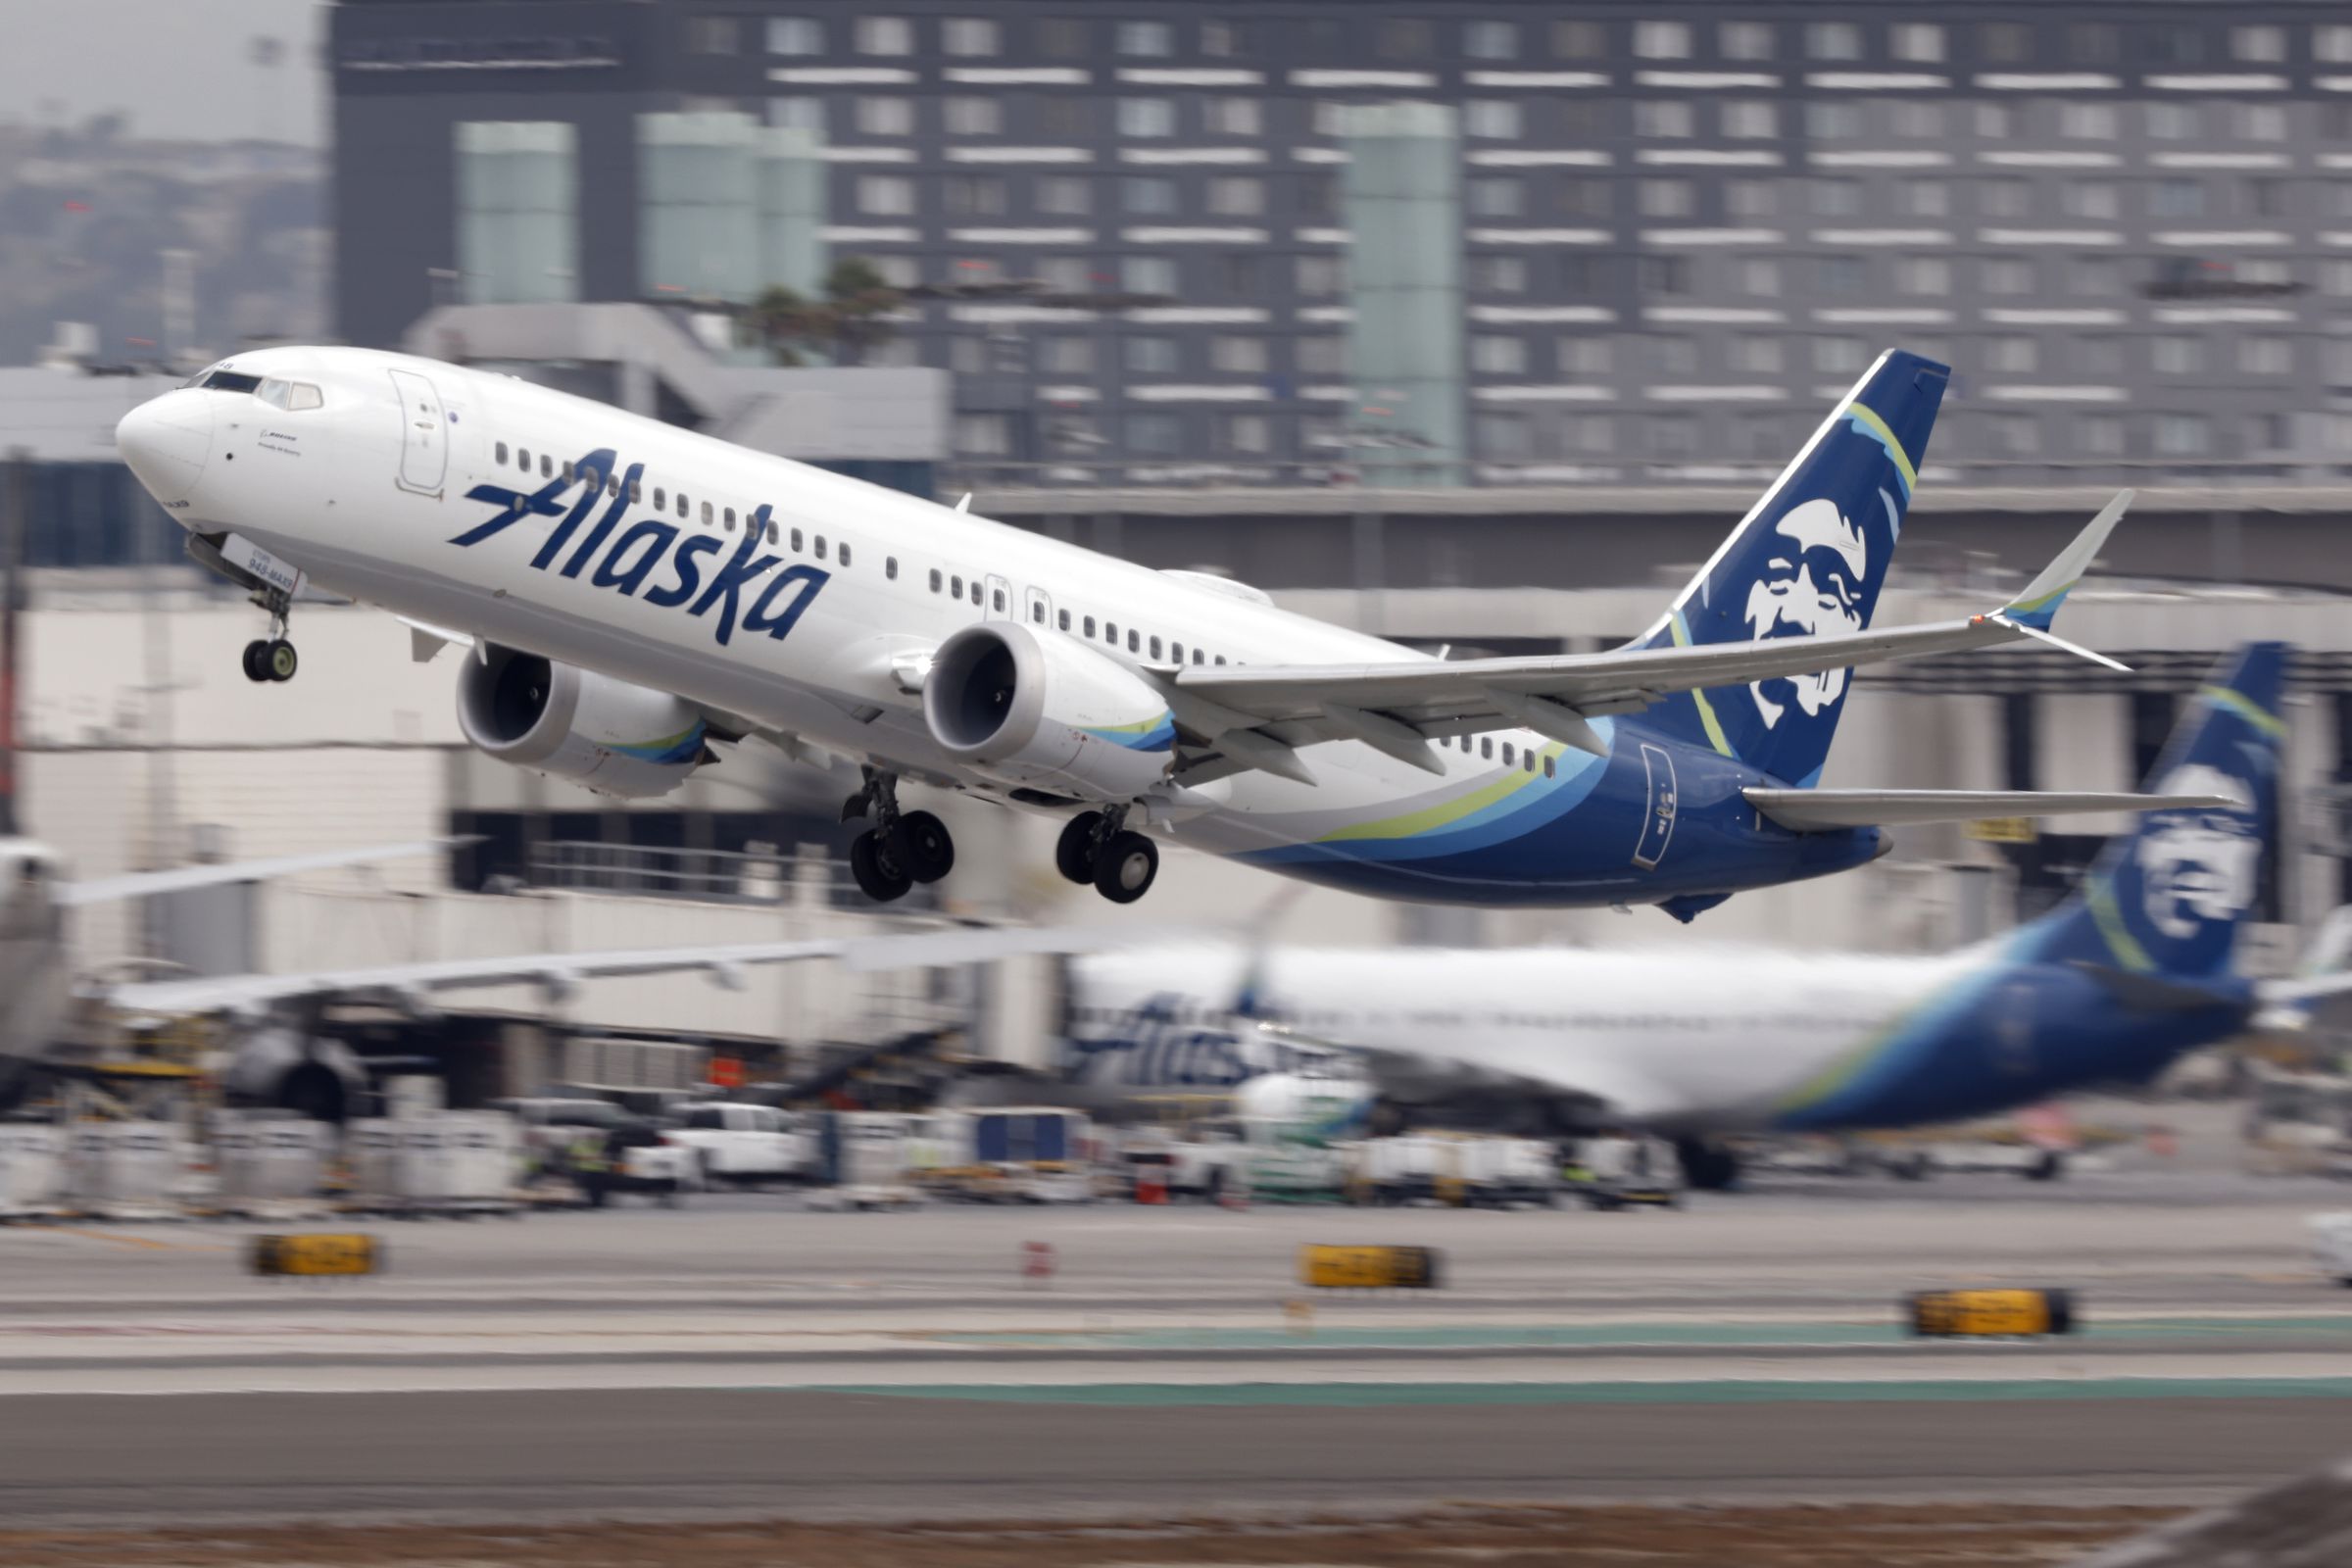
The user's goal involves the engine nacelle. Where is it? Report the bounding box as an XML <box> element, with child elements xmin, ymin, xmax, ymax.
<box><xmin>1233</xmin><ymin>1071</ymin><xmax>1377</xmax><ymax>1148</ymax></box>
<box><xmin>457</xmin><ymin>644</ymin><xmax>710</xmax><ymax>800</ymax></box>
<box><xmin>922</xmin><ymin>622</ymin><xmax>1175</xmax><ymax>802</ymax></box>
<box><xmin>220</xmin><ymin>1028</ymin><xmax>368</xmax><ymax>1122</ymax></box>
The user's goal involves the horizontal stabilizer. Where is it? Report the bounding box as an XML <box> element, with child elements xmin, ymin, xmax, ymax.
<box><xmin>1744</xmin><ymin>787</ymin><xmax>2237</xmax><ymax>833</ymax></box>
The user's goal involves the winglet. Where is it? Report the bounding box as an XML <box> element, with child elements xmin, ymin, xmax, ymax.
<box><xmin>956</xmin><ymin>493</ymin><xmax>972</xmax><ymax>514</ymax></box>
<box><xmin>2001</xmin><ymin>488</ymin><xmax>2130</xmax><ymax>631</ymax></box>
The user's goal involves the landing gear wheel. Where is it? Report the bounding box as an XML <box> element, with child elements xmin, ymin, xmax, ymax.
<box><xmin>265</xmin><ymin>639</ymin><xmax>298</xmax><ymax>683</ymax></box>
<box><xmin>1055</xmin><ymin>811</ymin><xmax>1104</xmax><ymax>884</ymax></box>
<box><xmin>1092</xmin><ymin>830</ymin><xmax>1158</xmax><ymax>905</ymax></box>
<box><xmin>241</xmin><ymin>640</ymin><xmax>272</xmax><ymax>683</ymax></box>
<box><xmin>889</xmin><ymin>809</ymin><xmax>956</xmax><ymax>884</ymax></box>
<box><xmin>849</xmin><ymin>830</ymin><xmax>913</xmax><ymax>903</ymax></box>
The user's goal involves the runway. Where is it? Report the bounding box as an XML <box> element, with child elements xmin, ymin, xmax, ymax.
<box><xmin>2</xmin><ymin>1160</ymin><xmax>2349</xmax><ymax>1528</ymax></box>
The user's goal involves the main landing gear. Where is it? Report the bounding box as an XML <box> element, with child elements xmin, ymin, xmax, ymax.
<box><xmin>1055</xmin><ymin>808</ymin><xmax>1158</xmax><ymax>905</ymax></box>
<box><xmin>240</xmin><ymin>586</ymin><xmax>298</xmax><ymax>684</ymax></box>
<box><xmin>843</xmin><ymin>767</ymin><xmax>956</xmax><ymax>904</ymax></box>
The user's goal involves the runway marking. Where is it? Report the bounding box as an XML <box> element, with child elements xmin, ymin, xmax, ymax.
<box><xmin>18</xmin><ymin>1227</ymin><xmax>226</xmax><ymax>1254</ymax></box>
<box><xmin>793</xmin><ymin>1377</ymin><xmax>2352</xmax><ymax>1408</ymax></box>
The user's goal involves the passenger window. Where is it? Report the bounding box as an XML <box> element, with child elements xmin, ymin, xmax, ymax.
<box><xmin>654</xmin><ymin>486</ymin><xmax>666</xmax><ymax>510</ymax></box>
<box><xmin>840</xmin><ymin>543</ymin><xmax>852</xmax><ymax>566</ymax></box>
<box><xmin>1127</xmin><ymin>629</ymin><xmax>1140</xmax><ymax>653</ymax></box>
<box><xmin>1031</xmin><ymin>601</ymin><xmax>1045</xmax><ymax>623</ymax></box>
<box><xmin>518</xmin><ymin>448</ymin><xmax>531</xmax><ymax>469</ymax></box>
<box><xmin>1058</xmin><ymin>609</ymin><xmax>1071</xmax><ymax>631</ymax></box>
<box><xmin>1171</xmin><ymin>642</ymin><xmax>1183</xmax><ymax>662</ymax></box>
<box><xmin>791</xmin><ymin>528</ymin><xmax>805</xmax><ymax>552</ymax></box>
<box><xmin>289</xmin><ymin>382</ymin><xmax>323</xmax><ymax>411</ymax></box>
<box><xmin>770</xmin><ymin>521</ymin><xmax>781</xmax><ymax>545</ymax></box>
<box><xmin>495</xmin><ymin>442</ymin><xmax>509</xmax><ymax>465</ymax></box>
<box><xmin>971</xmin><ymin>580</ymin><xmax>984</xmax><ymax>606</ymax></box>
<box><xmin>1084</xmin><ymin>615</ymin><xmax>1097</xmax><ymax>637</ymax></box>
<box><xmin>886</xmin><ymin>556</ymin><xmax>898</xmax><ymax>579</ymax></box>
<box><xmin>607</xmin><ymin>476</ymin><xmax>620</xmax><ymax>497</ymax></box>
<box><xmin>628</xmin><ymin>478</ymin><xmax>641</xmax><ymax>503</ymax></box>
<box><xmin>952</xmin><ymin>575</ymin><xmax>964</xmax><ymax>598</ymax></box>
<box><xmin>1150</xmin><ymin>636</ymin><xmax>1163</xmax><ymax>661</ymax></box>
<box><xmin>1544</xmin><ymin>755</ymin><xmax>1555</xmax><ymax>778</ymax></box>
<box><xmin>1214</xmin><ymin>655</ymin><xmax>1226</xmax><ymax>664</ymax></box>
<box><xmin>562</xmin><ymin>460</ymin><xmax>574</xmax><ymax>483</ymax></box>
<box><xmin>1481</xmin><ymin>738</ymin><xmax>1494</xmax><ymax>760</ymax></box>
<box><xmin>676</xmin><ymin>492</ymin><xmax>688</xmax><ymax>518</ymax></box>
<box><xmin>1501</xmin><ymin>743</ymin><xmax>1514</xmax><ymax>766</ymax></box>
<box><xmin>816</xmin><ymin>536</ymin><xmax>829</xmax><ymax>561</ymax></box>
<box><xmin>1192</xmin><ymin>649</ymin><xmax>1204</xmax><ymax>665</ymax></box>
<box><xmin>1105</xmin><ymin>621</ymin><xmax>1118</xmax><ymax>643</ymax></box>
<box><xmin>930</xmin><ymin>569</ymin><xmax>943</xmax><ymax>592</ymax></box>
<box><xmin>701</xmin><ymin>501</ymin><xmax>712</xmax><ymax>524</ymax></box>
<box><xmin>540</xmin><ymin>454</ymin><xmax>553</xmax><ymax>478</ymax></box>
<box><xmin>1525</xmin><ymin>751</ymin><xmax>1537</xmax><ymax>773</ymax></box>
<box><xmin>991</xmin><ymin>586</ymin><xmax>1004</xmax><ymax>611</ymax></box>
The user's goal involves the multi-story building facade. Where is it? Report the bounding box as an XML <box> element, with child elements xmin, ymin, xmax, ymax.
<box><xmin>334</xmin><ymin>1</ymin><xmax>2352</xmax><ymax>485</ymax></box>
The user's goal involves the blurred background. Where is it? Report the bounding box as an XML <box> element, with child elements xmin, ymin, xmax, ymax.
<box><xmin>10</xmin><ymin>0</ymin><xmax>2352</xmax><ymax>1077</ymax></box>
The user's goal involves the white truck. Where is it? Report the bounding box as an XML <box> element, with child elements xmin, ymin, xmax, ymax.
<box><xmin>662</xmin><ymin>1102</ymin><xmax>814</xmax><ymax>1188</ymax></box>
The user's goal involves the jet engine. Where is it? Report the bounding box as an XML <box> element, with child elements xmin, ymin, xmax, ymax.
<box><xmin>457</xmin><ymin>644</ymin><xmax>712</xmax><ymax>800</ymax></box>
<box><xmin>220</xmin><ymin>1027</ymin><xmax>369</xmax><ymax>1122</ymax></box>
<box><xmin>1232</xmin><ymin>1071</ymin><xmax>1378</xmax><ymax>1147</ymax></box>
<box><xmin>922</xmin><ymin>622</ymin><xmax>1176</xmax><ymax>802</ymax></box>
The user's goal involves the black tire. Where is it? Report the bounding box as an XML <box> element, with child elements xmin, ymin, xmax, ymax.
<box><xmin>267</xmin><ymin>639</ymin><xmax>298</xmax><ymax>682</ymax></box>
<box><xmin>849</xmin><ymin>830</ymin><xmax>912</xmax><ymax>902</ymax></box>
<box><xmin>1055</xmin><ymin>811</ymin><xmax>1103</xmax><ymax>884</ymax></box>
<box><xmin>242</xmin><ymin>640</ymin><xmax>271</xmax><ymax>683</ymax></box>
<box><xmin>1093</xmin><ymin>830</ymin><xmax>1157</xmax><ymax>903</ymax></box>
<box><xmin>890</xmin><ymin>809</ymin><xmax>956</xmax><ymax>883</ymax></box>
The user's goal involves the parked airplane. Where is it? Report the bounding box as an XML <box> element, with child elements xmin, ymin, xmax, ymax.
<box><xmin>1064</xmin><ymin>644</ymin><xmax>2320</xmax><ymax>1187</ymax></box>
<box><xmin>117</xmin><ymin>346</ymin><xmax>2188</xmax><ymax>914</ymax></box>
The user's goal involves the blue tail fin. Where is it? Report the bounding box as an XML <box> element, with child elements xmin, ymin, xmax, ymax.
<box><xmin>2028</xmin><ymin>643</ymin><xmax>2288</xmax><ymax>980</ymax></box>
<box><xmin>1630</xmin><ymin>349</ymin><xmax>1950</xmax><ymax>788</ymax></box>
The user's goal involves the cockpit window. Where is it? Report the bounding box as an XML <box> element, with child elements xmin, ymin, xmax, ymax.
<box><xmin>200</xmin><ymin>369</ymin><xmax>263</xmax><ymax>394</ymax></box>
<box><xmin>256</xmin><ymin>377</ymin><xmax>323</xmax><ymax>412</ymax></box>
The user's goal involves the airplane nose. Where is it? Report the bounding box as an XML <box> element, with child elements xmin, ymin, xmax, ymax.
<box><xmin>116</xmin><ymin>392</ymin><xmax>213</xmax><ymax>505</ymax></box>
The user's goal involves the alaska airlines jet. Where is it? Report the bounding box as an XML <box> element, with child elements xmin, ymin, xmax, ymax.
<box><xmin>1067</xmin><ymin>645</ymin><xmax>2326</xmax><ymax>1185</ymax></box>
<box><xmin>115</xmin><ymin>347</ymin><xmax>2181</xmax><ymax>912</ymax></box>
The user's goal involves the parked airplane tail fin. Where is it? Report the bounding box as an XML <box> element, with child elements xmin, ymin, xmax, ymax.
<box><xmin>1628</xmin><ymin>349</ymin><xmax>1950</xmax><ymax>788</ymax></box>
<box><xmin>2030</xmin><ymin>642</ymin><xmax>2288</xmax><ymax>981</ymax></box>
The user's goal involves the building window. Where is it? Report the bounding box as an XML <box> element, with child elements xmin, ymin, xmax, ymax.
<box><xmin>1123</xmin><ymin>175</ymin><xmax>1176</xmax><ymax>214</ymax></box>
<box><xmin>768</xmin><ymin>97</ymin><xmax>824</xmax><ymax>132</ymax></box>
<box><xmin>855</xmin><ymin>16</ymin><xmax>911</xmax><ymax>55</ymax></box>
<box><xmin>1040</xmin><ymin>336</ymin><xmax>1094</xmax><ymax>375</ymax></box>
<box><xmin>1980</xmin><ymin>22</ymin><xmax>2032</xmax><ymax>63</ymax></box>
<box><xmin>1125</xmin><ymin>335</ymin><xmax>1180</xmax><ymax>373</ymax></box>
<box><xmin>1464</xmin><ymin>101</ymin><xmax>1523</xmax><ymax>139</ymax></box>
<box><xmin>1634</xmin><ymin>101</ymin><xmax>1694</xmax><ymax>139</ymax></box>
<box><xmin>1984</xmin><ymin>336</ymin><xmax>2035</xmax><ymax>374</ymax></box>
<box><xmin>1206</xmin><ymin>175</ymin><xmax>1264</xmax><ymax>216</ymax></box>
<box><xmin>1209</xmin><ymin>335</ymin><xmax>1267</xmax><ymax>374</ymax></box>
<box><xmin>1220</xmin><ymin>413</ymin><xmax>1270</xmax><ymax>454</ymax></box>
<box><xmin>2232</xmin><ymin>24</ymin><xmax>2286</xmax><ymax>63</ymax></box>
<box><xmin>1818</xmin><ymin>255</ymin><xmax>1864</xmax><ymax>295</ymax></box>
<box><xmin>1720</xmin><ymin>21</ymin><xmax>1774</xmax><ymax>59</ymax></box>
<box><xmin>1376</xmin><ymin>18</ymin><xmax>1432</xmax><ymax>58</ymax></box>
<box><xmin>2236</xmin><ymin>104</ymin><xmax>2287</xmax><ymax>142</ymax></box>
<box><xmin>943</xmin><ymin>97</ymin><xmax>1003</xmax><ymax>137</ymax></box>
<box><xmin>2147</xmin><ymin>103</ymin><xmax>2202</xmax><ymax>141</ymax></box>
<box><xmin>1633</xmin><ymin>20</ymin><xmax>1690</xmax><ymax>59</ymax></box>
<box><xmin>2062</xmin><ymin>180</ymin><xmax>2119</xmax><ymax>220</ymax></box>
<box><xmin>1814</xmin><ymin>336</ymin><xmax>1866</xmax><ymax>375</ymax></box>
<box><xmin>1806</xmin><ymin>21</ymin><xmax>1862</xmax><ymax>60</ymax></box>
<box><xmin>943</xmin><ymin>18</ymin><xmax>1000</xmax><ymax>56</ymax></box>
<box><xmin>1722</xmin><ymin>101</ymin><xmax>1777</xmax><ymax>139</ymax></box>
<box><xmin>1117</xmin><ymin>20</ymin><xmax>1173</xmax><ymax>56</ymax></box>
<box><xmin>1980</xmin><ymin>258</ymin><xmax>2032</xmax><ymax>295</ymax></box>
<box><xmin>1723</xmin><ymin>336</ymin><xmax>1779</xmax><ymax>375</ymax></box>
<box><xmin>858</xmin><ymin>175</ymin><xmax>914</xmax><ymax>216</ymax></box>
<box><xmin>2154</xmin><ymin>414</ymin><xmax>2210</xmax><ymax>457</ymax></box>
<box><xmin>2078</xmin><ymin>414</ymin><xmax>2125</xmax><ymax>457</ymax></box>
<box><xmin>1123</xmin><ymin>255</ymin><xmax>1178</xmax><ymax>296</ymax></box>
<box><xmin>1559</xmin><ymin>178</ymin><xmax>1611</xmax><ymax>219</ymax></box>
<box><xmin>1637</xmin><ymin>177</ymin><xmax>1694</xmax><ymax>219</ymax></box>
<box><xmin>2150</xmin><ymin>179</ymin><xmax>2205</xmax><ymax>220</ymax></box>
<box><xmin>945</xmin><ymin>175</ymin><xmax>1007</xmax><ymax>216</ymax></box>
<box><xmin>1980</xmin><ymin>178</ymin><xmax>2030</xmax><ymax>220</ymax></box>
<box><xmin>1297</xmin><ymin>254</ymin><xmax>1347</xmax><ymax>295</ymax></box>
<box><xmin>2322</xmin><ymin>25</ymin><xmax>2352</xmax><ymax>64</ymax></box>
<box><xmin>1895</xmin><ymin>257</ymin><xmax>1949</xmax><ymax>296</ymax></box>
<box><xmin>1035</xmin><ymin>175</ymin><xmax>1091</xmax><ymax>215</ymax></box>
<box><xmin>1037</xmin><ymin>17</ymin><xmax>1086</xmax><ymax>57</ymax></box>
<box><xmin>1889</xmin><ymin>102</ymin><xmax>1943</xmax><ymax>139</ymax></box>
<box><xmin>2241</xmin><ymin>337</ymin><xmax>2293</xmax><ymax>375</ymax></box>
<box><xmin>2069</xmin><ymin>259</ymin><xmax>2119</xmax><ymax>298</ymax></box>
<box><xmin>1477</xmin><ymin>412</ymin><xmax>1532</xmax><ymax>460</ymax></box>
<box><xmin>1202</xmin><ymin>96</ymin><xmax>1261</xmax><ymax>136</ymax></box>
<box><xmin>1470</xmin><ymin>255</ymin><xmax>1528</xmax><ymax>293</ymax></box>
<box><xmin>1466</xmin><ymin>21</ymin><xmax>1518</xmax><ymax>60</ymax></box>
<box><xmin>2070</xmin><ymin>23</ymin><xmax>2121</xmax><ymax>63</ymax></box>
<box><xmin>687</xmin><ymin>16</ymin><xmax>740</xmax><ymax>54</ymax></box>
<box><xmin>1202</xmin><ymin>21</ymin><xmax>1239</xmax><ymax>56</ymax></box>
<box><xmin>1813</xmin><ymin>177</ymin><xmax>1863</xmax><ymax>218</ymax></box>
<box><xmin>1041</xmin><ymin>98</ymin><xmax>1093</xmax><ymax>138</ymax></box>
<box><xmin>2152</xmin><ymin>336</ymin><xmax>2204</xmax><ymax>375</ymax></box>
<box><xmin>1470</xmin><ymin>335</ymin><xmax>1528</xmax><ymax>374</ymax></box>
<box><xmin>1891</xmin><ymin>23</ymin><xmax>1944</xmax><ymax>62</ymax></box>
<box><xmin>1552</xmin><ymin>19</ymin><xmax>1604</xmax><ymax>58</ymax></box>
<box><xmin>1975</xmin><ymin>103</ymin><xmax>2013</xmax><ymax>139</ymax></box>
<box><xmin>1806</xmin><ymin>102</ymin><xmax>1862</xmax><ymax>140</ymax></box>
<box><xmin>1117</xmin><ymin>98</ymin><xmax>1175</xmax><ymax>137</ymax></box>
<box><xmin>855</xmin><ymin>97</ymin><xmax>914</xmax><ymax>136</ymax></box>
<box><xmin>2060</xmin><ymin>103</ymin><xmax>2117</xmax><ymax>141</ymax></box>
<box><xmin>1738</xmin><ymin>258</ymin><xmax>1780</xmax><ymax>296</ymax></box>
<box><xmin>767</xmin><ymin>17</ymin><xmax>823</xmax><ymax>55</ymax></box>
<box><xmin>1464</xmin><ymin>176</ymin><xmax>1521</xmax><ymax>219</ymax></box>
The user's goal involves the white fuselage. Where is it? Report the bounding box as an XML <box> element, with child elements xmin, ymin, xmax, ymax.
<box><xmin>121</xmin><ymin>347</ymin><xmax>1566</xmax><ymax>867</ymax></box>
<box><xmin>1068</xmin><ymin>944</ymin><xmax>1980</xmax><ymax>1134</ymax></box>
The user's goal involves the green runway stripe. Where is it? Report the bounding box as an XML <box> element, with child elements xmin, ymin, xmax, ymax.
<box><xmin>796</xmin><ymin>1378</ymin><xmax>2352</xmax><ymax>1408</ymax></box>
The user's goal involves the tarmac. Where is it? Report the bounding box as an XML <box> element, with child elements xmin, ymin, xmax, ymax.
<box><xmin>3</xmin><ymin>1135</ymin><xmax>2352</xmax><ymax>1528</ymax></box>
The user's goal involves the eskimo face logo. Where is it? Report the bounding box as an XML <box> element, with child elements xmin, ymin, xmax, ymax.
<box><xmin>1744</xmin><ymin>497</ymin><xmax>1867</xmax><ymax>729</ymax></box>
<box><xmin>2136</xmin><ymin>763</ymin><xmax>2259</xmax><ymax>940</ymax></box>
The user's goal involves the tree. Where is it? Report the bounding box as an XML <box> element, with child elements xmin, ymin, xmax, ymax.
<box><xmin>748</xmin><ymin>257</ymin><xmax>903</xmax><ymax>367</ymax></box>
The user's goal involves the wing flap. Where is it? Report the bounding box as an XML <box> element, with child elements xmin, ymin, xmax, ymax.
<box><xmin>1745</xmin><ymin>788</ymin><xmax>2239</xmax><ymax>833</ymax></box>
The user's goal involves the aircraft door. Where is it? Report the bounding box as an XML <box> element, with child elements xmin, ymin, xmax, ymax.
<box><xmin>1023</xmin><ymin>583</ymin><xmax>1054</xmax><ymax>631</ymax></box>
<box><xmin>985</xmin><ymin>572</ymin><xmax>1013</xmax><ymax>620</ymax></box>
<box><xmin>386</xmin><ymin>368</ymin><xmax>449</xmax><ymax>497</ymax></box>
<box><xmin>1633</xmin><ymin>742</ymin><xmax>1678</xmax><ymax>870</ymax></box>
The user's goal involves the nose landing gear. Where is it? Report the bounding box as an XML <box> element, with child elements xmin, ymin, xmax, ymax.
<box><xmin>843</xmin><ymin>767</ymin><xmax>956</xmax><ymax>903</ymax></box>
<box><xmin>240</xmin><ymin>586</ymin><xmax>298</xmax><ymax>684</ymax></box>
<box><xmin>1055</xmin><ymin>808</ymin><xmax>1159</xmax><ymax>904</ymax></box>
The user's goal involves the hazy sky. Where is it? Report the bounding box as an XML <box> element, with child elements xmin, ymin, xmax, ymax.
<box><xmin>0</xmin><ymin>0</ymin><xmax>327</xmax><ymax>146</ymax></box>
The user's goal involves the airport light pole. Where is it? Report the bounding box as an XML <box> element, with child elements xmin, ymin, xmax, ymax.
<box><xmin>0</xmin><ymin>449</ymin><xmax>22</xmax><ymax>837</ymax></box>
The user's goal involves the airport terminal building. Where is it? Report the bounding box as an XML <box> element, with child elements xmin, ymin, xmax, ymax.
<box><xmin>333</xmin><ymin>0</ymin><xmax>2352</xmax><ymax>486</ymax></box>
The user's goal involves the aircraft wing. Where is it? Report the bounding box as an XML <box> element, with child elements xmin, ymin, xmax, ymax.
<box><xmin>1165</xmin><ymin>492</ymin><xmax>2132</xmax><ymax>784</ymax></box>
<box><xmin>1745</xmin><ymin>788</ymin><xmax>2237</xmax><ymax>833</ymax></box>
<box><xmin>100</xmin><ymin>922</ymin><xmax>1162</xmax><ymax>1020</ymax></box>
<box><xmin>1248</xmin><ymin>1019</ymin><xmax>1669</xmax><ymax>1123</ymax></box>
<box><xmin>59</xmin><ymin>838</ymin><xmax>469</xmax><ymax>907</ymax></box>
